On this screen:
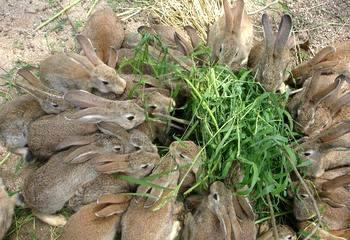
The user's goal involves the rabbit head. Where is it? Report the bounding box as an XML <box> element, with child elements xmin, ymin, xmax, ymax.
<box><xmin>77</xmin><ymin>35</ymin><xmax>126</xmax><ymax>95</ymax></box>
<box><xmin>293</xmin><ymin>181</ymin><xmax>318</xmax><ymax>221</ymax></box>
<box><xmin>253</xmin><ymin>14</ymin><xmax>293</xmax><ymax>92</ymax></box>
<box><xmin>208</xmin><ymin>0</ymin><xmax>254</xmax><ymax>70</ymax></box>
<box><xmin>91</xmin><ymin>150</ymin><xmax>160</xmax><ymax>177</ymax></box>
<box><xmin>64</xmin><ymin>90</ymin><xmax>146</xmax><ymax>129</ymax></box>
<box><xmin>16</xmin><ymin>68</ymin><xmax>71</xmax><ymax>114</ymax></box>
<box><xmin>296</xmin><ymin>72</ymin><xmax>346</xmax><ymax>135</ymax></box>
<box><xmin>82</xmin><ymin>6</ymin><xmax>125</xmax><ymax>64</ymax></box>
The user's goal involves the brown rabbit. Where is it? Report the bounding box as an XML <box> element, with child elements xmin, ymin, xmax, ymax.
<box><xmin>0</xmin><ymin>177</ymin><xmax>17</xmax><ymax>240</ymax></box>
<box><xmin>40</xmin><ymin>35</ymin><xmax>126</xmax><ymax>95</ymax></box>
<box><xmin>298</xmin><ymin>125</ymin><xmax>350</xmax><ymax>178</ymax></box>
<box><xmin>0</xmin><ymin>95</ymin><xmax>45</xmax><ymax>161</ymax></box>
<box><xmin>257</xmin><ymin>225</ymin><xmax>296</xmax><ymax>240</ymax></box>
<box><xmin>82</xmin><ymin>6</ymin><xmax>125</xmax><ymax>65</ymax></box>
<box><xmin>182</xmin><ymin>181</ymin><xmax>256</xmax><ymax>240</ymax></box>
<box><xmin>27</xmin><ymin>110</ymin><xmax>97</xmax><ymax>160</ymax></box>
<box><xmin>207</xmin><ymin>0</ymin><xmax>254</xmax><ymax>70</ymax></box>
<box><xmin>290</xmin><ymin>40</ymin><xmax>350</xmax><ymax>86</ymax></box>
<box><xmin>295</xmin><ymin>72</ymin><xmax>350</xmax><ymax>136</ymax></box>
<box><xmin>60</xmin><ymin>194</ymin><xmax>131</xmax><ymax>240</ymax></box>
<box><xmin>293</xmin><ymin>172</ymin><xmax>350</xmax><ymax>230</ymax></box>
<box><xmin>248</xmin><ymin>14</ymin><xmax>293</xmax><ymax>92</ymax></box>
<box><xmin>63</xmin><ymin>90</ymin><xmax>146</xmax><ymax>129</ymax></box>
<box><xmin>16</xmin><ymin>68</ymin><xmax>72</xmax><ymax>114</ymax></box>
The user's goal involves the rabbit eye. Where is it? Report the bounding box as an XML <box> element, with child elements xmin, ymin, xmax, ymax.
<box><xmin>51</xmin><ymin>102</ymin><xmax>59</xmax><ymax>108</ymax></box>
<box><xmin>300</xmin><ymin>193</ymin><xmax>308</xmax><ymax>199</ymax></box>
<box><xmin>113</xmin><ymin>145</ymin><xmax>121</xmax><ymax>152</ymax></box>
<box><xmin>149</xmin><ymin>105</ymin><xmax>157</xmax><ymax>110</ymax></box>
<box><xmin>219</xmin><ymin>44</ymin><xmax>224</xmax><ymax>53</ymax></box>
<box><xmin>127</xmin><ymin>115</ymin><xmax>135</xmax><ymax>121</ymax></box>
<box><xmin>141</xmin><ymin>164</ymin><xmax>150</xmax><ymax>169</ymax></box>
<box><xmin>212</xmin><ymin>193</ymin><xmax>219</xmax><ymax>201</ymax></box>
<box><xmin>102</xmin><ymin>80</ymin><xmax>109</xmax><ymax>85</ymax></box>
<box><xmin>179</xmin><ymin>153</ymin><xmax>186</xmax><ymax>159</ymax></box>
<box><xmin>287</xmin><ymin>236</ymin><xmax>292</xmax><ymax>240</ymax></box>
<box><xmin>303</xmin><ymin>151</ymin><xmax>312</xmax><ymax>157</ymax></box>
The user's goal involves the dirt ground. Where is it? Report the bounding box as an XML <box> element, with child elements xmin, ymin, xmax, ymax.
<box><xmin>0</xmin><ymin>0</ymin><xmax>349</xmax><ymax>239</ymax></box>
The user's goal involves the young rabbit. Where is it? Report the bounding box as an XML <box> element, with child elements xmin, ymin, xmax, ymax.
<box><xmin>207</xmin><ymin>0</ymin><xmax>254</xmax><ymax>70</ymax></box>
<box><xmin>27</xmin><ymin>110</ymin><xmax>97</xmax><ymax>160</ymax></box>
<box><xmin>60</xmin><ymin>194</ymin><xmax>131</xmax><ymax>240</ymax></box>
<box><xmin>295</xmin><ymin>72</ymin><xmax>350</xmax><ymax>136</ymax></box>
<box><xmin>295</xmin><ymin>122</ymin><xmax>350</xmax><ymax>176</ymax></box>
<box><xmin>293</xmin><ymin>173</ymin><xmax>350</xmax><ymax>230</ymax></box>
<box><xmin>40</xmin><ymin>35</ymin><xmax>126</xmax><ymax>95</ymax></box>
<box><xmin>82</xmin><ymin>6</ymin><xmax>125</xmax><ymax>65</ymax></box>
<box><xmin>0</xmin><ymin>177</ymin><xmax>17</xmax><ymax>240</ymax></box>
<box><xmin>290</xmin><ymin>40</ymin><xmax>350</xmax><ymax>85</ymax></box>
<box><xmin>16</xmin><ymin>68</ymin><xmax>72</xmax><ymax>114</ymax></box>
<box><xmin>21</xmin><ymin>143</ymin><xmax>158</xmax><ymax>224</ymax></box>
<box><xmin>63</xmin><ymin>90</ymin><xmax>146</xmax><ymax>129</ymax></box>
<box><xmin>182</xmin><ymin>181</ymin><xmax>256</xmax><ymax>240</ymax></box>
<box><xmin>247</xmin><ymin>14</ymin><xmax>293</xmax><ymax>92</ymax></box>
<box><xmin>121</xmin><ymin>165</ymin><xmax>182</xmax><ymax>240</ymax></box>
<box><xmin>0</xmin><ymin>94</ymin><xmax>45</xmax><ymax>161</ymax></box>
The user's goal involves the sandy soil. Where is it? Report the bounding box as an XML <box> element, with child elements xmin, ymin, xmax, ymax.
<box><xmin>0</xmin><ymin>0</ymin><xmax>349</xmax><ymax>239</ymax></box>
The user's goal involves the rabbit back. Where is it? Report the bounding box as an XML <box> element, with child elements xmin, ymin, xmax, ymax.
<box><xmin>28</xmin><ymin>111</ymin><xmax>97</xmax><ymax>159</ymax></box>
<box><xmin>22</xmin><ymin>149</ymin><xmax>99</xmax><ymax>214</ymax></box>
<box><xmin>0</xmin><ymin>181</ymin><xmax>16</xmax><ymax>240</ymax></box>
<box><xmin>0</xmin><ymin>95</ymin><xmax>45</xmax><ymax>151</ymax></box>
<box><xmin>40</xmin><ymin>53</ymin><xmax>94</xmax><ymax>93</ymax></box>
<box><xmin>82</xmin><ymin>7</ymin><xmax>125</xmax><ymax>64</ymax></box>
<box><xmin>60</xmin><ymin>202</ymin><xmax>119</xmax><ymax>240</ymax></box>
<box><xmin>68</xmin><ymin>174</ymin><xmax>130</xmax><ymax>211</ymax></box>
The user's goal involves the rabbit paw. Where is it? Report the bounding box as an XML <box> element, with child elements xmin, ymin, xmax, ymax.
<box><xmin>33</xmin><ymin>211</ymin><xmax>67</xmax><ymax>227</ymax></box>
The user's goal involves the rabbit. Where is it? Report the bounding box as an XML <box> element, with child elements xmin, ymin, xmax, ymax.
<box><xmin>60</xmin><ymin>194</ymin><xmax>131</xmax><ymax>240</ymax></box>
<box><xmin>63</xmin><ymin>90</ymin><xmax>146</xmax><ymax>129</ymax></box>
<box><xmin>120</xmin><ymin>163</ymin><xmax>182</xmax><ymax>240</ymax></box>
<box><xmin>82</xmin><ymin>6</ymin><xmax>125</xmax><ymax>65</ymax></box>
<box><xmin>290</xmin><ymin>40</ymin><xmax>350</xmax><ymax>86</ymax></box>
<box><xmin>0</xmin><ymin>177</ymin><xmax>17</xmax><ymax>240</ymax></box>
<box><xmin>298</xmin><ymin>222</ymin><xmax>347</xmax><ymax>240</ymax></box>
<box><xmin>40</xmin><ymin>35</ymin><xmax>126</xmax><ymax>95</ymax></box>
<box><xmin>16</xmin><ymin>68</ymin><xmax>72</xmax><ymax>114</ymax></box>
<box><xmin>294</xmin><ymin>122</ymin><xmax>350</xmax><ymax>176</ymax></box>
<box><xmin>21</xmin><ymin>141</ymin><xmax>158</xmax><ymax>222</ymax></box>
<box><xmin>257</xmin><ymin>225</ymin><xmax>296</xmax><ymax>240</ymax></box>
<box><xmin>207</xmin><ymin>0</ymin><xmax>254</xmax><ymax>71</ymax></box>
<box><xmin>293</xmin><ymin>170</ymin><xmax>350</xmax><ymax>230</ymax></box>
<box><xmin>182</xmin><ymin>181</ymin><xmax>256</xmax><ymax>240</ymax></box>
<box><xmin>27</xmin><ymin>110</ymin><xmax>97</xmax><ymax>160</ymax></box>
<box><xmin>122</xmin><ymin>32</ymin><xmax>142</xmax><ymax>49</ymax></box>
<box><xmin>247</xmin><ymin>14</ymin><xmax>293</xmax><ymax>92</ymax></box>
<box><xmin>0</xmin><ymin>94</ymin><xmax>45</xmax><ymax>161</ymax></box>
<box><xmin>136</xmin><ymin>141</ymin><xmax>201</xmax><ymax>207</ymax></box>
<box><xmin>295</xmin><ymin>72</ymin><xmax>350</xmax><ymax>136</ymax></box>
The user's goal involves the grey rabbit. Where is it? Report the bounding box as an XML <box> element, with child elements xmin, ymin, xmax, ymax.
<box><xmin>0</xmin><ymin>94</ymin><xmax>45</xmax><ymax>161</ymax></box>
<box><xmin>248</xmin><ymin>13</ymin><xmax>293</xmax><ymax>92</ymax></box>
<box><xmin>0</xmin><ymin>177</ymin><xmax>17</xmax><ymax>240</ymax></box>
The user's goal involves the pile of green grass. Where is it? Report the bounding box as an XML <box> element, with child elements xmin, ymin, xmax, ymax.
<box><xmin>122</xmin><ymin>34</ymin><xmax>304</xmax><ymax>222</ymax></box>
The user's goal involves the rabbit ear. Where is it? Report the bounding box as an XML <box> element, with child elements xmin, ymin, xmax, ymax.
<box><xmin>63</xmin><ymin>144</ymin><xmax>103</xmax><ymax>164</ymax></box>
<box><xmin>138</xmin><ymin>26</ymin><xmax>156</xmax><ymax>35</ymax></box>
<box><xmin>236</xmin><ymin>195</ymin><xmax>255</xmax><ymax>220</ymax></box>
<box><xmin>323</xmin><ymin>75</ymin><xmax>348</xmax><ymax>114</ymax></box>
<box><xmin>76</xmin><ymin>35</ymin><xmax>102</xmax><ymax>66</ymax></box>
<box><xmin>174</xmin><ymin>32</ymin><xmax>193</xmax><ymax>56</ymax></box>
<box><xmin>313</xmin><ymin>60</ymin><xmax>339</xmax><ymax>74</ymax></box>
<box><xmin>108</xmin><ymin>47</ymin><xmax>118</xmax><ymax>68</ymax></box>
<box><xmin>320</xmin><ymin>196</ymin><xmax>346</xmax><ymax>208</ymax></box>
<box><xmin>184</xmin><ymin>26</ymin><xmax>201</xmax><ymax>49</ymax></box>
<box><xmin>56</xmin><ymin>135</ymin><xmax>99</xmax><ymax>151</ymax></box>
<box><xmin>65</xmin><ymin>107</ymin><xmax>110</xmax><ymax>123</ymax></box>
<box><xmin>309</xmin><ymin>46</ymin><xmax>336</xmax><ymax>65</ymax></box>
<box><xmin>274</xmin><ymin>15</ymin><xmax>292</xmax><ymax>55</ymax></box>
<box><xmin>17</xmin><ymin>69</ymin><xmax>44</xmax><ymax>88</ymax></box>
<box><xmin>15</xmin><ymin>81</ymin><xmax>63</xmax><ymax>104</ymax></box>
<box><xmin>223</xmin><ymin>0</ymin><xmax>234</xmax><ymax>33</ymax></box>
<box><xmin>97</xmin><ymin>194</ymin><xmax>131</xmax><ymax>205</ymax></box>
<box><xmin>318</xmin><ymin>121</ymin><xmax>350</xmax><ymax>143</ymax></box>
<box><xmin>91</xmin><ymin>152</ymin><xmax>131</xmax><ymax>173</ymax></box>
<box><xmin>322</xmin><ymin>175</ymin><xmax>350</xmax><ymax>192</ymax></box>
<box><xmin>65</xmin><ymin>52</ymin><xmax>95</xmax><ymax>72</ymax></box>
<box><xmin>261</xmin><ymin>13</ymin><xmax>274</xmax><ymax>50</ymax></box>
<box><xmin>64</xmin><ymin>90</ymin><xmax>110</xmax><ymax>108</ymax></box>
<box><xmin>97</xmin><ymin>122</ymin><xmax>130</xmax><ymax>139</ymax></box>
<box><xmin>231</xmin><ymin>0</ymin><xmax>245</xmax><ymax>34</ymax></box>
<box><xmin>95</xmin><ymin>202</ymin><xmax>130</xmax><ymax>217</ymax></box>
